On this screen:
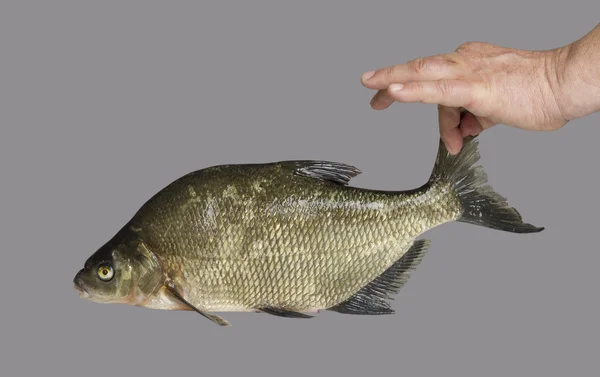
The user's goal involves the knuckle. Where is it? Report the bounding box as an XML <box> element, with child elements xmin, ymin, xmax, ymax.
<box><xmin>443</xmin><ymin>53</ymin><xmax>462</xmax><ymax>66</ymax></box>
<box><xmin>413</xmin><ymin>81</ymin><xmax>426</xmax><ymax>93</ymax></box>
<box><xmin>412</xmin><ymin>81</ymin><xmax>431</xmax><ymax>103</ymax></box>
<box><xmin>383</xmin><ymin>66</ymin><xmax>396</xmax><ymax>79</ymax></box>
<box><xmin>407</xmin><ymin>58</ymin><xmax>428</xmax><ymax>74</ymax></box>
<box><xmin>436</xmin><ymin>79</ymin><xmax>453</xmax><ymax>95</ymax></box>
<box><xmin>456</xmin><ymin>41</ymin><xmax>480</xmax><ymax>51</ymax></box>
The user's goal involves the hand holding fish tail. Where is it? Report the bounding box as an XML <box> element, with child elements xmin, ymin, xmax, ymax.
<box><xmin>362</xmin><ymin>23</ymin><xmax>600</xmax><ymax>155</ymax></box>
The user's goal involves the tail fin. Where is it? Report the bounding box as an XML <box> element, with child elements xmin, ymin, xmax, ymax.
<box><xmin>430</xmin><ymin>136</ymin><xmax>544</xmax><ymax>234</ymax></box>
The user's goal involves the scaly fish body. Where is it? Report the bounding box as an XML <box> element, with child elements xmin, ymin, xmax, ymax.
<box><xmin>74</xmin><ymin>137</ymin><xmax>543</xmax><ymax>325</ymax></box>
<box><xmin>132</xmin><ymin>165</ymin><xmax>459</xmax><ymax>312</ymax></box>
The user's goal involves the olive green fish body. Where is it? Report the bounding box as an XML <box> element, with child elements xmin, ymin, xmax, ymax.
<box><xmin>130</xmin><ymin>163</ymin><xmax>460</xmax><ymax>312</ymax></box>
<box><xmin>74</xmin><ymin>137</ymin><xmax>543</xmax><ymax>324</ymax></box>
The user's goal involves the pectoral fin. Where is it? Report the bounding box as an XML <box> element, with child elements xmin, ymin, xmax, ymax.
<box><xmin>165</xmin><ymin>282</ymin><xmax>230</xmax><ymax>327</ymax></box>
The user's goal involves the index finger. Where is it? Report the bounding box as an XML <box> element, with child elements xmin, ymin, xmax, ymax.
<box><xmin>361</xmin><ymin>56</ymin><xmax>459</xmax><ymax>90</ymax></box>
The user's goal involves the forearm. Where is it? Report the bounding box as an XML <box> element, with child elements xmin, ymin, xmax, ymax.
<box><xmin>553</xmin><ymin>23</ymin><xmax>600</xmax><ymax>120</ymax></box>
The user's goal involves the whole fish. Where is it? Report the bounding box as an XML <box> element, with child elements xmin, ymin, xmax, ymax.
<box><xmin>73</xmin><ymin>136</ymin><xmax>543</xmax><ymax>326</ymax></box>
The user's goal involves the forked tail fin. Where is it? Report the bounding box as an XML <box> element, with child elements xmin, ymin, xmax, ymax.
<box><xmin>430</xmin><ymin>136</ymin><xmax>544</xmax><ymax>233</ymax></box>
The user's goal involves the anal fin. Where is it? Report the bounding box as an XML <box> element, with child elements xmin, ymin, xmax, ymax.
<box><xmin>329</xmin><ymin>239</ymin><xmax>431</xmax><ymax>315</ymax></box>
<box><xmin>259</xmin><ymin>307</ymin><xmax>314</xmax><ymax>319</ymax></box>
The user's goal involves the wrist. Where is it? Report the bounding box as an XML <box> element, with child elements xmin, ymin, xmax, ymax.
<box><xmin>549</xmin><ymin>29</ymin><xmax>600</xmax><ymax>120</ymax></box>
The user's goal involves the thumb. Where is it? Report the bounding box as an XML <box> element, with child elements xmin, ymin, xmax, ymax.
<box><xmin>438</xmin><ymin>105</ymin><xmax>463</xmax><ymax>155</ymax></box>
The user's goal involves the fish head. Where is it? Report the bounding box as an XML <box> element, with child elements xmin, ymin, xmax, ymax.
<box><xmin>74</xmin><ymin>235</ymin><xmax>163</xmax><ymax>305</ymax></box>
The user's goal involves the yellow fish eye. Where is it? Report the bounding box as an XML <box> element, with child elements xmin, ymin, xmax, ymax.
<box><xmin>97</xmin><ymin>264</ymin><xmax>114</xmax><ymax>282</ymax></box>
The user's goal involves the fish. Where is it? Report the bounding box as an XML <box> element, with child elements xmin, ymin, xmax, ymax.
<box><xmin>73</xmin><ymin>136</ymin><xmax>543</xmax><ymax>326</ymax></box>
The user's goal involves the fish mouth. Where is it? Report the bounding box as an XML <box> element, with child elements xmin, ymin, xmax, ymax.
<box><xmin>73</xmin><ymin>270</ymin><xmax>91</xmax><ymax>299</ymax></box>
<box><xmin>74</xmin><ymin>281</ymin><xmax>90</xmax><ymax>298</ymax></box>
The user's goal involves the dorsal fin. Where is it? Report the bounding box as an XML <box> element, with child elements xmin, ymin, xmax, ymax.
<box><xmin>328</xmin><ymin>239</ymin><xmax>431</xmax><ymax>315</ymax></box>
<box><xmin>281</xmin><ymin>160</ymin><xmax>361</xmax><ymax>186</ymax></box>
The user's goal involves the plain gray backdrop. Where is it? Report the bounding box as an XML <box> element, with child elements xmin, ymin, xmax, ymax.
<box><xmin>1</xmin><ymin>1</ymin><xmax>598</xmax><ymax>376</ymax></box>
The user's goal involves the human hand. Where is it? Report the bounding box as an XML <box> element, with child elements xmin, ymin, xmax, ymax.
<box><xmin>361</xmin><ymin>29</ymin><xmax>600</xmax><ymax>154</ymax></box>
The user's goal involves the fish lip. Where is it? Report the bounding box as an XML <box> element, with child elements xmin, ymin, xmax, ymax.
<box><xmin>74</xmin><ymin>285</ymin><xmax>90</xmax><ymax>299</ymax></box>
<box><xmin>73</xmin><ymin>273</ymin><xmax>91</xmax><ymax>299</ymax></box>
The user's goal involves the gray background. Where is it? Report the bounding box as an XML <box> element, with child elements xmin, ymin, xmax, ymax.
<box><xmin>1</xmin><ymin>1</ymin><xmax>598</xmax><ymax>376</ymax></box>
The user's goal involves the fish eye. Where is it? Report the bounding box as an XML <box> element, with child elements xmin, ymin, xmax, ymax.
<box><xmin>97</xmin><ymin>264</ymin><xmax>114</xmax><ymax>282</ymax></box>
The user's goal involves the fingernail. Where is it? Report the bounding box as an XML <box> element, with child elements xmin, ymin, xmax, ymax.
<box><xmin>361</xmin><ymin>71</ymin><xmax>375</xmax><ymax>81</ymax></box>
<box><xmin>444</xmin><ymin>141</ymin><xmax>455</xmax><ymax>155</ymax></box>
<box><xmin>389</xmin><ymin>83</ymin><xmax>404</xmax><ymax>92</ymax></box>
